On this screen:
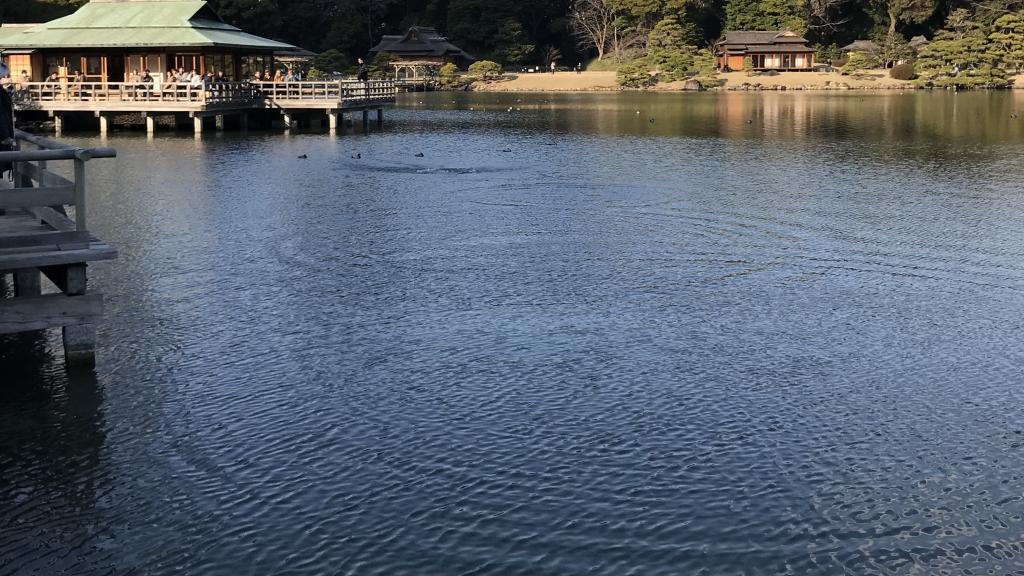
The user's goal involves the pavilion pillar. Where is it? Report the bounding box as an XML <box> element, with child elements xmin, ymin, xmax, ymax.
<box><xmin>193</xmin><ymin>115</ymin><xmax>203</xmax><ymax>135</ymax></box>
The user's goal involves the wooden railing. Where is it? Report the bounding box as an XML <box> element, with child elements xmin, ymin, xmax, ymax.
<box><xmin>12</xmin><ymin>80</ymin><xmax>397</xmax><ymax>109</ymax></box>
<box><xmin>235</xmin><ymin>80</ymin><xmax>398</xmax><ymax>106</ymax></box>
<box><xmin>2</xmin><ymin>129</ymin><xmax>117</xmax><ymax>233</ymax></box>
<box><xmin>14</xmin><ymin>81</ymin><xmax>259</xmax><ymax>105</ymax></box>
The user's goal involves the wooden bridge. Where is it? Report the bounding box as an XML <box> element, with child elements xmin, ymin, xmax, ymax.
<box><xmin>13</xmin><ymin>80</ymin><xmax>398</xmax><ymax>134</ymax></box>
<box><xmin>0</xmin><ymin>130</ymin><xmax>117</xmax><ymax>366</ymax></box>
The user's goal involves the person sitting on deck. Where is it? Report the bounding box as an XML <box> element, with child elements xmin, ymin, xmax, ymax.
<box><xmin>263</xmin><ymin>71</ymin><xmax>271</xmax><ymax>81</ymax></box>
<box><xmin>273</xmin><ymin>68</ymin><xmax>284</xmax><ymax>83</ymax></box>
<box><xmin>163</xmin><ymin>69</ymin><xmax>177</xmax><ymax>92</ymax></box>
<box><xmin>71</xmin><ymin>70</ymin><xmax>83</xmax><ymax>83</ymax></box>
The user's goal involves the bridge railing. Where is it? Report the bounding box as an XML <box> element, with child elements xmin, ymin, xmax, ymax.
<box><xmin>252</xmin><ymin>80</ymin><xmax>397</xmax><ymax>106</ymax></box>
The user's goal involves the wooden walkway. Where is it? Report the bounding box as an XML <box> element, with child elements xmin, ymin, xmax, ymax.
<box><xmin>13</xmin><ymin>80</ymin><xmax>398</xmax><ymax>133</ymax></box>
<box><xmin>0</xmin><ymin>130</ymin><xmax>117</xmax><ymax>366</ymax></box>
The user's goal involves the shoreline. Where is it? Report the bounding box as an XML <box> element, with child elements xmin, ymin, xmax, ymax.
<box><xmin>471</xmin><ymin>70</ymin><xmax>1024</xmax><ymax>93</ymax></box>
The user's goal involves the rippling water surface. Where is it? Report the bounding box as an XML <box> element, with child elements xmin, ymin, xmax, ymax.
<box><xmin>4</xmin><ymin>91</ymin><xmax>1024</xmax><ymax>575</ymax></box>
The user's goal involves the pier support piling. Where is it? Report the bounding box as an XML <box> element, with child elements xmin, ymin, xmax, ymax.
<box><xmin>377</xmin><ymin>108</ymin><xmax>384</xmax><ymax>128</ymax></box>
<box><xmin>97</xmin><ymin>113</ymin><xmax>110</xmax><ymax>135</ymax></box>
<box><xmin>328</xmin><ymin>110</ymin><xmax>338</xmax><ymax>131</ymax></box>
<box><xmin>239</xmin><ymin>112</ymin><xmax>249</xmax><ymax>131</ymax></box>
<box><xmin>13</xmin><ymin>269</ymin><xmax>41</xmax><ymax>297</ymax></box>
<box><xmin>215</xmin><ymin>115</ymin><xmax>225</xmax><ymax>131</ymax></box>
<box><xmin>53</xmin><ymin>114</ymin><xmax>63</xmax><ymax>135</ymax></box>
<box><xmin>193</xmin><ymin>116</ymin><xmax>203</xmax><ymax>135</ymax></box>
<box><xmin>145</xmin><ymin>114</ymin><xmax>155</xmax><ymax>134</ymax></box>
<box><xmin>362</xmin><ymin>110</ymin><xmax>369</xmax><ymax>134</ymax></box>
<box><xmin>63</xmin><ymin>324</ymin><xmax>97</xmax><ymax>367</ymax></box>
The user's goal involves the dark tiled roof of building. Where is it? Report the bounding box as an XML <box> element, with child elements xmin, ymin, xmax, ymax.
<box><xmin>369</xmin><ymin>26</ymin><xmax>471</xmax><ymax>59</ymax></box>
<box><xmin>841</xmin><ymin>40</ymin><xmax>879</xmax><ymax>52</ymax></box>
<box><xmin>718</xmin><ymin>31</ymin><xmax>810</xmax><ymax>46</ymax></box>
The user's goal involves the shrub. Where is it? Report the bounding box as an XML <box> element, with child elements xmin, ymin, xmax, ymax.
<box><xmin>890</xmin><ymin>62</ymin><xmax>916</xmax><ymax>80</ymax></box>
<box><xmin>693</xmin><ymin>49</ymin><xmax>720</xmax><ymax>89</ymax></box>
<box><xmin>841</xmin><ymin>52</ymin><xmax>873</xmax><ymax>74</ymax></box>
<box><xmin>742</xmin><ymin>56</ymin><xmax>756</xmax><ymax>76</ymax></box>
<box><xmin>617</xmin><ymin>58</ymin><xmax>656</xmax><ymax>88</ymax></box>
<box><xmin>437</xmin><ymin>63</ymin><xmax>466</xmax><ymax>90</ymax></box>
<box><xmin>648</xmin><ymin>49</ymin><xmax>695</xmax><ymax>82</ymax></box>
<box><xmin>468</xmin><ymin>60</ymin><xmax>503</xmax><ymax>80</ymax></box>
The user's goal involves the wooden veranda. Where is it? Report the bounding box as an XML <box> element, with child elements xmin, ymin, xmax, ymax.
<box><xmin>11</xmin><ymin>80</ymin><xmax>398</xmax><ymax>133</ymax></box>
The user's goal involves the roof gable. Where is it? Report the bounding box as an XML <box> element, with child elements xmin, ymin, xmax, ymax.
<box><xmin>719</xmin><ymin>30</ymin><xmax>810</xmax><ymax>46</ymax></box>
<box><xmin>370</xmin><ymin>25</ymin><xmax>471</xmax><ymax>58</ymax></box>
<box><xmin>0</xmin><ymin>0</ymin><xmax>297</xmax><ymax>50</ymax></box>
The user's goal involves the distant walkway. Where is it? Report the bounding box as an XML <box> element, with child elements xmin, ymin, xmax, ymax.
<box><xmin>473</xmin><ymin>71</ymin><xmax>619</xmax><ymax>92</ymax></box>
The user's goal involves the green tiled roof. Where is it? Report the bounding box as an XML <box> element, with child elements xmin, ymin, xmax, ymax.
<box><xmin>0</xmin><ymin>0</ymin><xmax>296</xmax><ymax>50</ymax></box>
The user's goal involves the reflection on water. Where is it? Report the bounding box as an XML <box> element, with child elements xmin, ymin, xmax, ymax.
<box><xmin>3</xmin><ymin>92</ymin><xmax>1024</xmax><ymax>574</ymax></box>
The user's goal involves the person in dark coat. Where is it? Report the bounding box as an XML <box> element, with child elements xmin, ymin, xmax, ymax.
<box><xmin>1</xmin><ymin>61</ymin><xmax>16</xmax><ymax>179</ymax></box>
<box><xmin>357</xmin><ymin>57</ymin><xmax>369</xmax><ymax>82</ymax></box>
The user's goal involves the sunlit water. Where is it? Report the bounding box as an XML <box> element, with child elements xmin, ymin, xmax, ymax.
<box><xmin>3</xmin><ymin>91</ymin><xmax>1024</xmax><ymax>575</ymax></box>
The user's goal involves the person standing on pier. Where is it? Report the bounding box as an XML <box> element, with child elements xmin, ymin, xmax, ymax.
<box><xmin>357</xmin><ymin>58</ymin><xmax>369</xmax><ymax>82</ymax></box>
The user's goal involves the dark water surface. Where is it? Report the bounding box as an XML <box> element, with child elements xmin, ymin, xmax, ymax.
<box><xmin>4</xmin><ymin>91</ymin><xmax>1024</xmax><ymax>575</ymax></box>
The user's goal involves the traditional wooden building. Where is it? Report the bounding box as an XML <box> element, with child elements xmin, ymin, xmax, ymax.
<box><xmin>716</xmin><ymin>31</ymin><xmax>816</xmax><ymax>72</ymax></box>
<box><xmin>369</xmin><ymin>26</ymin><xmax>472</xmax><ymax>86</ymax></box>
<box><xmin>0</xmin><ymin>0</ymin><xmax>300</xmax><ymax>85</ymax></box>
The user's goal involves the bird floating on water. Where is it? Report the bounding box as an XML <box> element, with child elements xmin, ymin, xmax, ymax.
<box><xmin>297</xmin><ymin>154</ymin><xmax>307</xmax><ymax>159</ymax></box>
<box><xmin>501</xmin><ymin>148</ymin><xmax>512</xmax><ymax>153</ymax></box>
<box><xmin>415</xmin><ymin>152</ymin><xmax>425</xmax><ymax>157</ymax></box>
<box><xmin>351</xmin><ymin>153</ymin><xmax>361</xmax><ymax>159</ymax></box>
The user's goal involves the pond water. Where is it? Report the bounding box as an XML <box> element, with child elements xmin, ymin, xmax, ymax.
<box><xmin>4</xmin><ymin>91</ymin><xmax>1024</xmax><ymax>575</ymax></box>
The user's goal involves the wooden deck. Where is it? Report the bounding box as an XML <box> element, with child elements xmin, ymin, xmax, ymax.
<box><xmin>13</xmin><ymin>80</ymin><xmax>397</xmax><ymax>111</ymax></box>
<box><xmin>12</xmin><ymin>80</ymin><xmax>397</xmax><ymax>133</ymax></box>
<box><xmin>0</xmin><ymin>130</ymin><xmax>117</xmax><ymax>366</ymax></box>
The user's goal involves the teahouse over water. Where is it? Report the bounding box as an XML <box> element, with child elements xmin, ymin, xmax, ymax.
<box><xmin>716</xmin><ymin>31</ymin><xmax>816</xmax><ymax>71</ymax></box>
<box><xmin>0</xmin><ymin>0</ymin><xmax>301</xmax><ymax>85</ymax></box>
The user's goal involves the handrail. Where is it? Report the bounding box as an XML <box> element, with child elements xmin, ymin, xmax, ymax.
<box><xmin>5</xmin><ymin>130</ymin><xmax>117</xmax><ymax>232</ymax></box>
<box><xmin>13</xmin><ymin>80</ymin><xmax>398</xmax><ymax>107</ymax></box>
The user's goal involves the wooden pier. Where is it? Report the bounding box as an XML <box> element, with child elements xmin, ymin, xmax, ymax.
<box><xmin>0</xmin><ymin>130</ymin><xmax>117</xmax><ymax>366</ymax></box>
<box><xmin>12</xmin><ymin>80</ymin><xmax>397</xmax><ymax>134</ymax></box>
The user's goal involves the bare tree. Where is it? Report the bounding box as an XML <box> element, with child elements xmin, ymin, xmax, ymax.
<box><xmin>806</xmin><ymin>0</ymin><xmax>854</xmax><ymax>31</ymax></box>
<box><xmin>569</xmin><ymin>0</ymin><xmax>616</xmax><ymax>61</ymax></box>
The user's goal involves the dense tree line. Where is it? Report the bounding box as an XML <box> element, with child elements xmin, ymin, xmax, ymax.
<box><xmin>3</xmin><ymin>0</ymin><xmax>1024</xmax><ymax>77</ymax></box>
